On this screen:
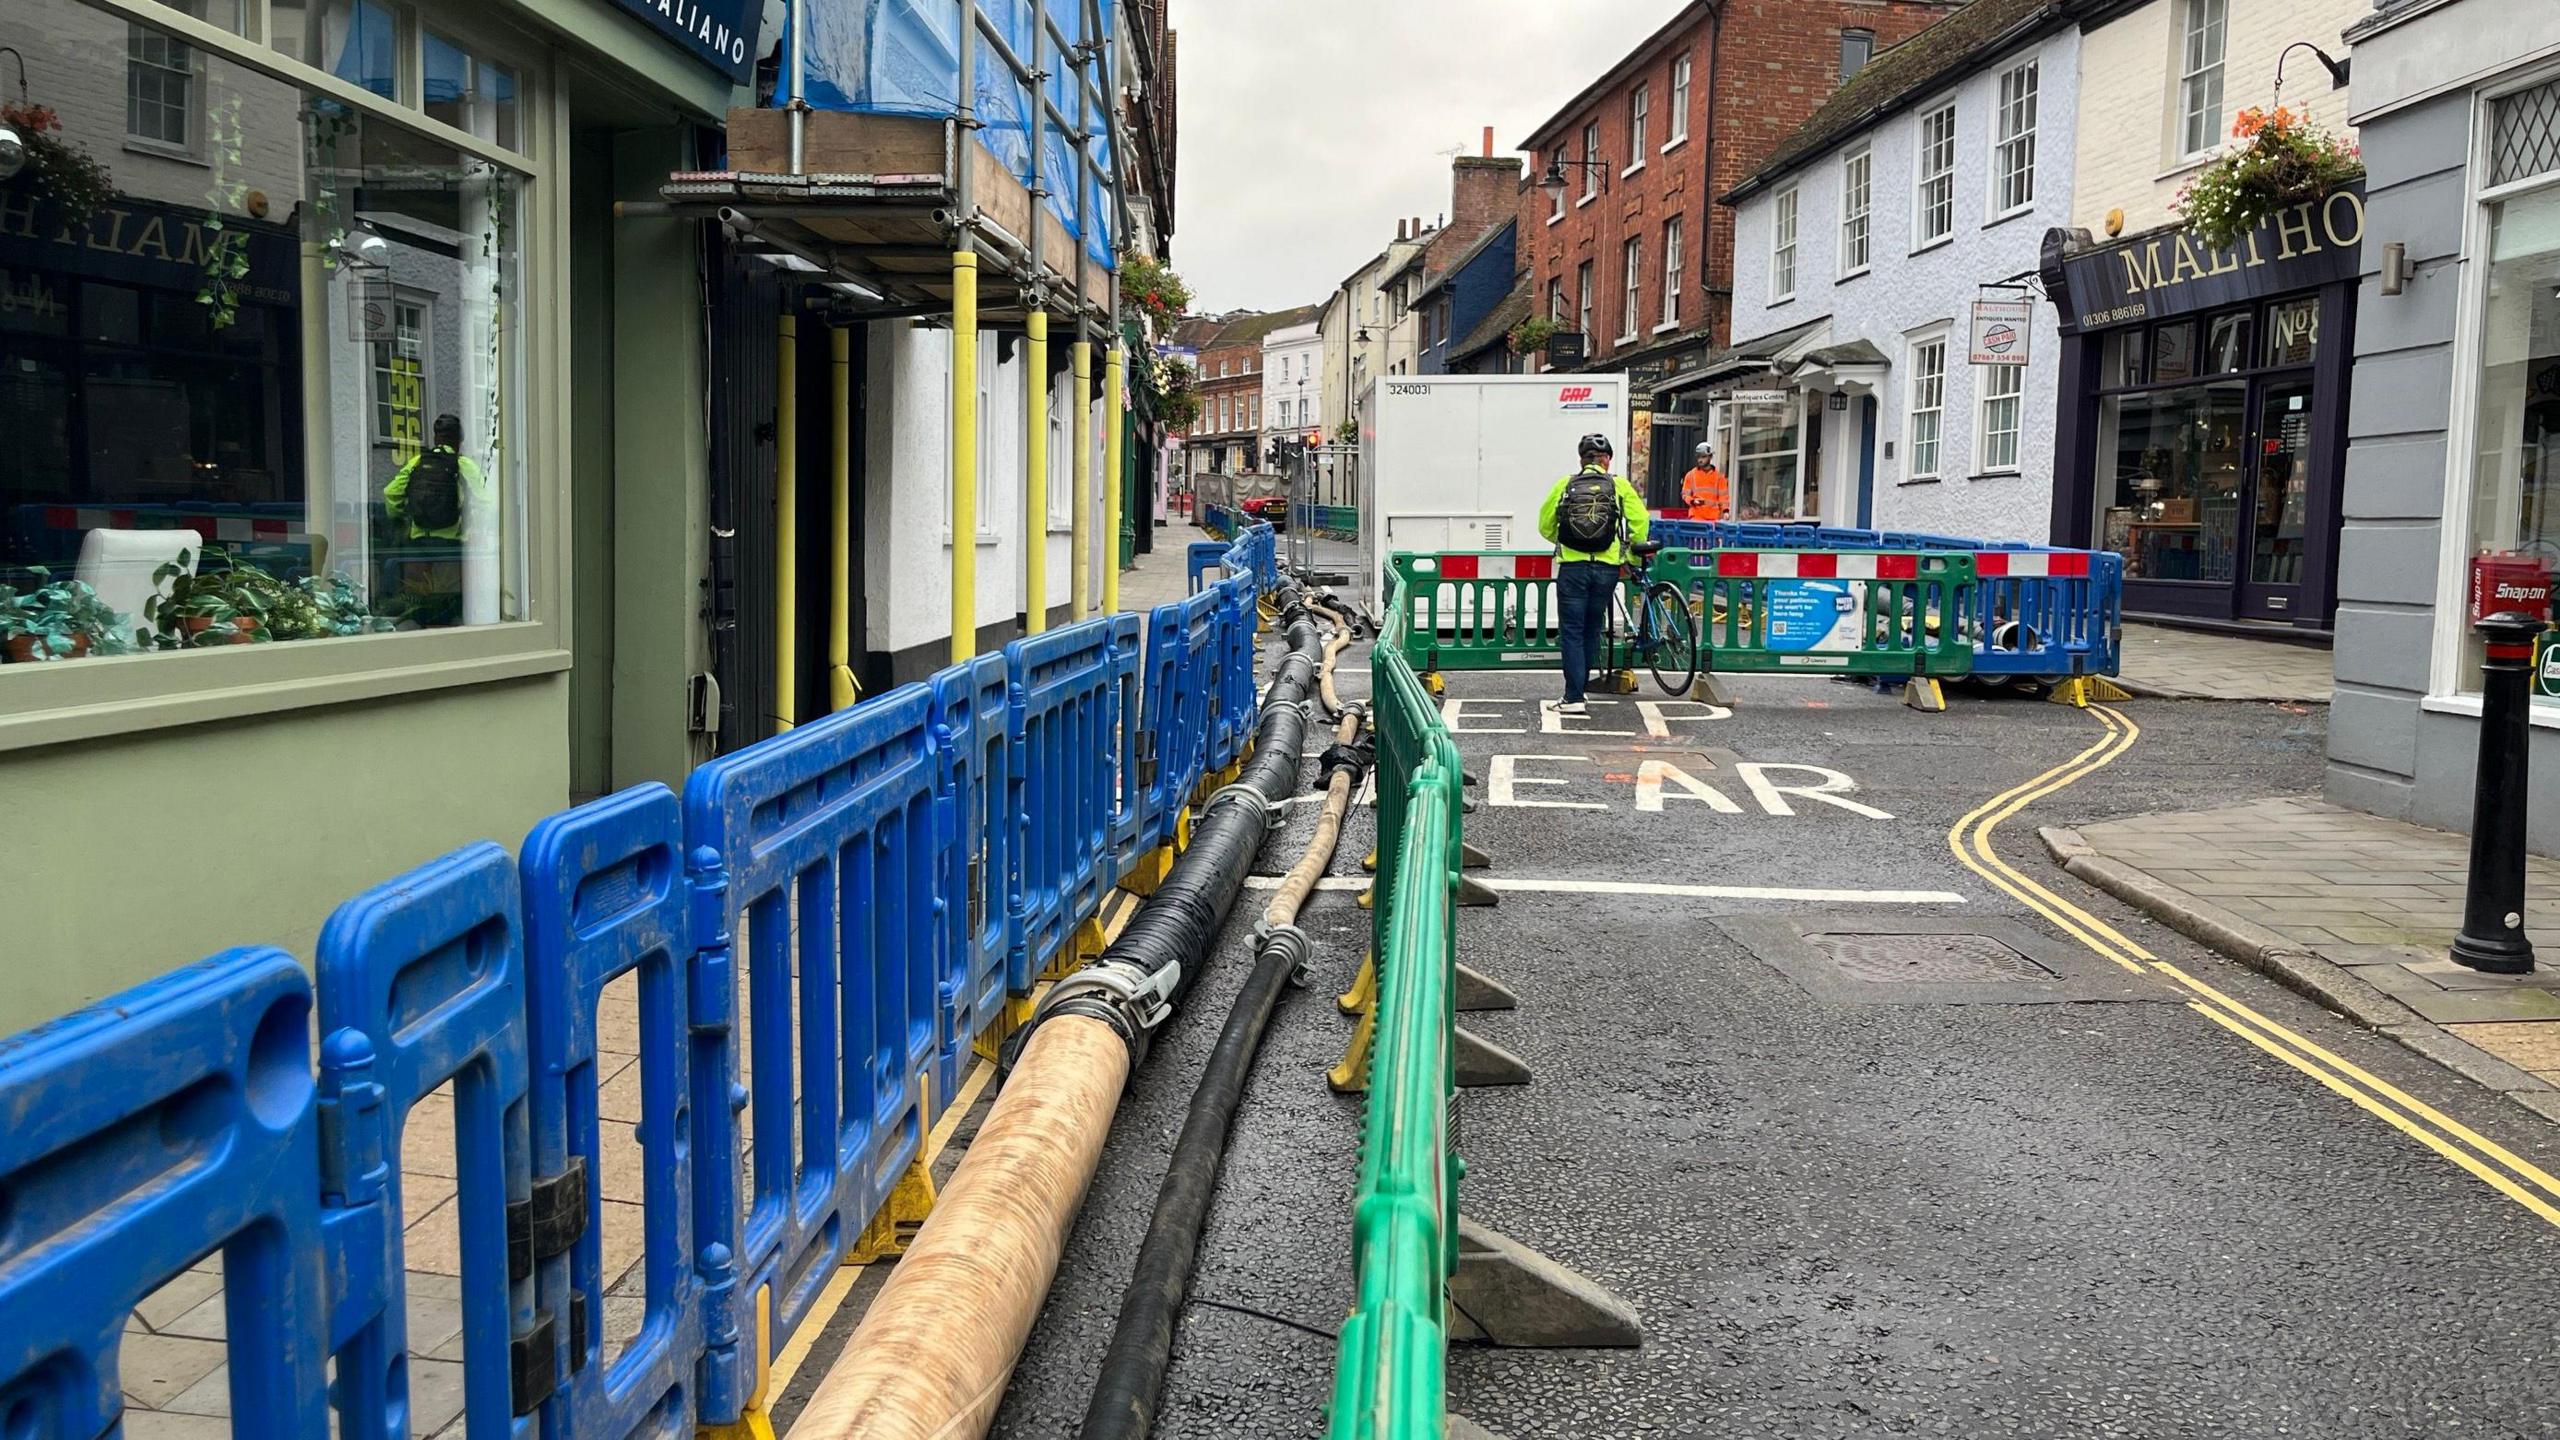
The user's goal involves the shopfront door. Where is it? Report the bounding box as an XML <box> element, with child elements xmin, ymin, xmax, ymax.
<box><xmin>2240</xmin><ymin>379</ymin><xmax>2316</xmax><ymax>620</ymax></box>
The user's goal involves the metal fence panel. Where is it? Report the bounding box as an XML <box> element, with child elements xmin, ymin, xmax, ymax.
<box><xmin>520</xmin><ymin>787</ymin><xmax>701</xmax><ymax>1439</ymax></box>
<box><xmin>0</xmin><ymin>950</ymin><xmax>333</xmax><ymax>1440</ymax></box>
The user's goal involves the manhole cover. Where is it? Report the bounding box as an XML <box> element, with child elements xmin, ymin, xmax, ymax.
<box><xmin>1807</xmin><ymin>932</ymin><xmax>2053</xmax><ymax>985</ymax></box>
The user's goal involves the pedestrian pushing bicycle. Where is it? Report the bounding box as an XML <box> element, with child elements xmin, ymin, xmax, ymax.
<box><xmin>1537</xmin><ymin>434</ymin><xmax>1697</xmax><ymax>712</ymax></box>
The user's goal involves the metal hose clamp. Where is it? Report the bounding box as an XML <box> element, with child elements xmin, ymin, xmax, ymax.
<box><xmin>1259</xmin><ymin>924</ymin><xmax>1313</xmax><ymax>984</ymax></box>
<box><xmin>1204</xmin><ymin>782</ymin><xmax>1269</xmax><ymax>824</ymax></box>
<box><xmin>1024</xmin><ymin>959</ymin><xmax>1182</xmax><ymax>1054</ymax></box>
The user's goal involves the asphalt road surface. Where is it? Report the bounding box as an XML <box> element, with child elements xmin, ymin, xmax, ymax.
<box><xmin>974</xmin><ymin>658</ymin><xmax>2560</xmax><ymax>1439</ymax></box>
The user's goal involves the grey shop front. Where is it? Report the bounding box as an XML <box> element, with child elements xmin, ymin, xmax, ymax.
<box><xmin>2040</xmin><ymin>188</ymin><xmax>2364</xmax><ymax>633</ymax></box>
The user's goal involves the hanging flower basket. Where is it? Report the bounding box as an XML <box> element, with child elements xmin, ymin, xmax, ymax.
<box><xmin>2174</xmin><ymin>106</ymin><xmax>2363</xmax><ymax>251</ymax></box>
<box><xmin>1507</xmin><ymin>317</ymin><xmax>1561</xmax><ymax>355</ymax></box>
<box><xmin>1</xmin><ymin>102</ymin><xmax>116</xmax><ymax>232</ymax></box>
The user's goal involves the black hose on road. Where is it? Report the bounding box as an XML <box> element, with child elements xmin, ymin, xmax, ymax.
<box><xmin>1077</xmin><ymin>628</ymin><xmax>1371</xmax><ymax>1440</ymax></box>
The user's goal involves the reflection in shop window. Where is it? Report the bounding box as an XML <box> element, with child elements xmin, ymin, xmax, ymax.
<box><xmin>1730</xmin><ymin>398</ymin><xmax>1803</xmax><ymax>520</ymax></box>
<box><xmin>2463</xmin><ymin>180</ymin><xmax>2560</xmax><ymax>699</ymax></box>
<box><xmin>0</xmin><ymin>0</ymin><xmax>529</xmax><ymax>665</ymax></box>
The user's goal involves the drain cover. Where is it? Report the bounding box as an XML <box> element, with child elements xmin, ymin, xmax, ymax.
<box><xmin>1714</xmin><ymin>917</ymin><xmax>2173</xmax><ymax>1006</ymax></box>
<box><xmin>1808</xmin><ymin>932</ymin><xmax>2052</xmax><ymax>985</ymax></box>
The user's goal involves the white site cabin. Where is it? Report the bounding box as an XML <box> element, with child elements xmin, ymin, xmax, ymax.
<box><xmin>1354</xmin><ymin>373</ymin><xmax>1632</xmax><ymax>620</ymax></box>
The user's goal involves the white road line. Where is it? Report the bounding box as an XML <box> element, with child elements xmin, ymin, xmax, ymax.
<box><xmin>1240</xmin><ymin>876</ymin><xmax>1964</xmax><ymax>903</ymax></box>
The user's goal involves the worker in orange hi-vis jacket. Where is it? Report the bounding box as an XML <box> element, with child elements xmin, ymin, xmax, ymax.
<box><xmin>1679</xmin><ymin>442</ymin><xmax>1730</xmax><ymax>522</ymax></box>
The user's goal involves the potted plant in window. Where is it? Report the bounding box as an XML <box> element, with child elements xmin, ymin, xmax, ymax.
<box><xmin>296</xmin><ymin>571</ymin><xmax>394</xmax><ymax>638</ymax></box>
<box><xmin>0</xmin><ymin>569</ymin><xmax>134</xmax><ymax>662</ymax></box>
<box><xmin>146</xmin><ymin>549</ymin><xmax>294</xmax><ymax>646</ymax></box>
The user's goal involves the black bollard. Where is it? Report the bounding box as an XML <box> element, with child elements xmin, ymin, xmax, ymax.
<box><xmin>2449</xmin><ymin>611</ymin><xmax>2545</xmax><ymax>974</ymax></box>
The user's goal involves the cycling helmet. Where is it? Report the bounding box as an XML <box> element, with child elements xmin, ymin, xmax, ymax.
<box><xmin>1577</xmin><ymin>433</ymin><xmax>1614</xmax><ymax>463</ymax></box>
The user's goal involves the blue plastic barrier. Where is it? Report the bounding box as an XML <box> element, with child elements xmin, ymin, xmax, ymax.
<box><xmin>680</xmin><ymin>689</ymin><xmax>941</xmax><ymax>1424</ymax></box>
<box><xmin>1009</xmin><ymin>616</ymin><xmax>1138</xmax><ymax>985</ymax></box>
<box><xmin>931</xmin><ymin>653</ymin><xmax>1015</xmax><ymax>1111</ymax></box>
<box><xmin>1210</xmin><ymin>573</ymin><xmax>1258</xmax><ymax>770</ymax></box>
<box><xmin>0</xmin><ymin>520</ymin><xmax>1298</xmax><ymax>1440</ymax></box>
<box><xmin>0</xmin><ymin>950</ymin><xmax>334</xmax><ymax>1439</ymax></box>
<box><xmin>1188</xmin><ymin>540</ymin><xmax>1229</xmax><ymax>594</ymax></box>
<box><xmin>519</xmin><ymin>787</ymin><xmax>701</xmax><ymax>1438</ymax></box>
<box><xmin>316</xmin><ymin>843</ymin><xmax>536</xmax><ymax>1440</ymax></box>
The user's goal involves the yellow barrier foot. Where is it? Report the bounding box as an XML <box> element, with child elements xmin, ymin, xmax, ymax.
<box><xmin>1455</xmin><ymin>1025</ymin><xmax>1532</xmax><ymax>1086</ymax></box>
<box><xmin>1691</xmin><ymin>672</ymin><xmax>1737</xmax><ymax>708</ymax></box>
<box><xmin>1326</xmin><ymin>1003</ymin><xmax>1376</xmax><ymax>1093</ymax></box>
<box><xmin>697</xmin><ymin>1408</ymin><xmax>779</xmax><ymax>1440</ymax></box>
<box><xmin>849</xmin><ymin>1156</ymin><xmax>939</xmax><ymax>1263</ymax></box>
<box><xmin>1360</xmin><ymin>846</ymin><xmax>1378</xmax><ymax>874</ymax></box>
<box><xmin>1423</xmin><ymin>670</ymin><xmax>1446</xmax><ymax>696</ymax></box>
<box><xmin>1045</xmin><ymin>915</ymin><xmax>1108</xmax><ymax>980</ymax></box>
<box><xmin>1453</xmin><ymin>961</ymin><xmax>1518</xmax><ymax>1013</ymax></box>
<box><xmin>1357</xmin><ymin>883</ymin><xmax>1373</xmax><ymax>911</ymax></box>
<box><xmin>1174</xmin><ymin>805</ymin><xmax>1194</xmax><ymax>854</ymax></box>
<box><xmin>975</xmin><ymin>995</ymin><xmax>1035</xmax><ymax>1060</ymax></box>
<box><xmin>1338</xmin><ymin>951</ymin><xmax>1377</xmax><ymax>1014</ymax></box>
<box><xmin>2047</xmin><ymin>675</ymin><xmax>2133</xmax><ymax>708</ymax></box>
<box><xmin>1447</xmin><ymin>1217</ymin><xmax>1642</xmax><ymax>1347</ymax></box>
<box><xmin>1902</xmin><ymin>677</ymin><xmax>1947</xmax><ymax>713</ymax></box>
<box><xmin>1120</xmin><ymin>842</ymin><xmax>1177</xmax><ymax>897</ymax></box>
<box><xmin>1606</xmin><ymin>669</ymin><xmax>1639</xmax><ymax>695</ymax></box>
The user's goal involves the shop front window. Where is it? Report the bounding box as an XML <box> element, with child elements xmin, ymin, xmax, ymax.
<box><xmin>1730</xmin><ymin>397</ymin><xmax>1804</xmax><ymax>520</ymax></box>
<box><xmin>2105</xmin><ymin>375</ymin><xmax>2247</xmax><ymax>582</ymax></box>
<box><xmin>0</xmin><ymin>0</ymin><xmax>530</xmax><ymax>665</ymax></box>
<box><xmin>2462</xmin><ymin>160</ymin><xmax>2560</xmax><ymax>698</ymax></box>
<box><xmin>2095</xmin><ymin>300</ymin><xmax>2318</xmax><ymax>598</ymax></box>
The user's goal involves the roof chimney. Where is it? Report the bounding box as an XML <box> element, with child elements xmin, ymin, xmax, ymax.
<box><xmin>1395</xmin><ymin>218</ymin><xmax>1408</xmax><ymax>241</ymax></box>
<box><xmin>1482</xmin><ymin>125</ymin><xmax>1494</xmax><ymax>158</ymax></box>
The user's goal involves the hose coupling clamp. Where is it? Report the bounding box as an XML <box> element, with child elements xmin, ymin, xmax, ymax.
<box><xmin>1032</xmin><ymin>959</ymin><xmax>1181</xmax><ymax>1045</ymax></box>
<box><xmin>1204</xmin><ymin>782</ymin><xmax>1270</xmax><ymax>824</ymax></box>
<box><xmin>1260</xmin><ymin>924</ymin><xmax>1313</xmax><ymax>984</ymax></box>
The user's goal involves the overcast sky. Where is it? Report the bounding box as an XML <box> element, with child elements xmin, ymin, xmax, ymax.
<box><xmin>1168</xmin><ymin>0</ymin><xmax>1690</xmax><ymax>315</ymax></box>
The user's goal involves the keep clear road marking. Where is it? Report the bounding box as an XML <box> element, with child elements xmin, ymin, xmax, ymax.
<box><xmin>1956</xmin><ymin>703</ymin><xmax>2560</xmax><ymax>1231</ymax></box>
<box><xmin>1240</xmin><ymin>875</ymin><xmax>1965</xmax><ymax>903</ymax></box>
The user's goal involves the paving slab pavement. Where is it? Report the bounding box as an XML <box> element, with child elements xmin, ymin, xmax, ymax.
<box><xmin>2047</xmin><ymin>794</ymin><xmax>2560</xmax><ymax>1120</ymax></box>
<box><xmin>2115</xmin><ymin>622</ymin><xmax>2334</xmax><ymax>702</ymax></box>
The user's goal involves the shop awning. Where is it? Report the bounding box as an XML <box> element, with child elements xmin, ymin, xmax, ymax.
<box><xmin>1791</xmin><ymin>338</ymin><xmax>1890</xmax><ymax>395</ymax></box>
<box><xmin>1652</xmin><ymin>317</ymin><xmax>1830</xmax><ymax>396</ymax></box>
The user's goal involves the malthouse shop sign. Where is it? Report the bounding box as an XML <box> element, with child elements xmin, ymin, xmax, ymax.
<box><xmin>2053</xmin><ymin>186</ymin><xmax>2364</xmax><ymax>334</ymax></box>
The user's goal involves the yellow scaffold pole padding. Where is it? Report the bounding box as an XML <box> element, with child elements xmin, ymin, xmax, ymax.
<box><xmin>1024</xmin><ymin>309</ymin><xmax>1050</xmax><ymax>636</ymax></box>
<box><xmin>828</xmin><ymin>323</ymin><xmax>858</xmax><ymax>711</ymax></box>
<box><xmin>951</xmin><ymin>251</ymin><xmax>981</xmax><ymax>664</ymax></box>
<box><xmin>1070</xmin><ymin>337</ymin><xmax>1093</xmax><ymax>622</ymax></box>
<box><xmin>775</xmin><ymin>312</ymin><xmax>798</xmax><ymax>732</ymax></box>
<box><xmin>1103</xmin><ymin>343</ymin><xmax>1126</xmax><ymax>614</ymax></box>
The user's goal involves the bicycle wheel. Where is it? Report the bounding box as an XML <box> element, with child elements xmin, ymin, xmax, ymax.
<box><xmin>1642</xmin><ymin>581</ymin><xmax>1699</xmax><ymax>696</ymax></box>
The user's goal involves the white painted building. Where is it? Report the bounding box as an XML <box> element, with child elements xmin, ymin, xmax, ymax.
<box><xmin>1718</xmin><ymin>0</ymin><xmax>2079</xmax><ymax>541</ymax></box>
<box><xmin>1262</xmin><ymin>317</ymin><xmax>1325</xmax><ymax>448</ymax></box>
<box><xmin>865</xmin><ymin>324</ymin><xmax>1107</xmax><ymax>658</ymax></box>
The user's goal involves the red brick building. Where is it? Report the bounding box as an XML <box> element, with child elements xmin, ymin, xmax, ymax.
<box><xmin>1515</xmin><ymin>0</ymin><xmax>1964</xmax><ymax>493</ymax></box>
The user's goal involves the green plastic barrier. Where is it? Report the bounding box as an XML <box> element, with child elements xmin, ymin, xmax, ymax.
<box><xmin>1689</xmin><ymin>549</ymin><xmax>1976</xmax><ymax>678</ymax></box>
<box><xmin>1327</xmin><ymin>570</ymin><xmax>1465</xmax><ymax>1440</ymax></box>
<box><xmin>1387</xmin><ymin>548</ymin><xmax>1705</xmax><ymax>678</ymax></box>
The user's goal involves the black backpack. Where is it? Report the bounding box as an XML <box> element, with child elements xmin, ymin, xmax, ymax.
<box><xmin>404</xmin><ymin>448</ymin><xmax>463</xmax><ymax>532</ymax></box>
<box><xmin>1555</xmin><ymin>469</ymin><xmax>1622</xmax><ymax>553</ymax></box>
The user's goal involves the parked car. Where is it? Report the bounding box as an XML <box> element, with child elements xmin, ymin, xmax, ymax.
<box><xmin>1240</xmin><ymin>493</ymin><xmax>1289</xmax><ymax>532</ymax></box>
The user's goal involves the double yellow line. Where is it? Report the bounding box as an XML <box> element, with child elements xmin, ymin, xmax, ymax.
<box><xmin>1951</xmin><ymin>703</ymin><xmax>2560</xmax><ymax>1230</ymax></box>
